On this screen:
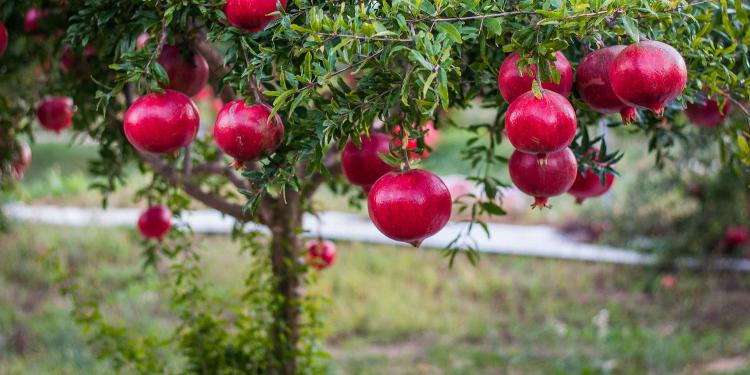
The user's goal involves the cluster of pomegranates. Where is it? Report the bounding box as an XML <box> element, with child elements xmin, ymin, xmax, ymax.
<box><xmin>501</xmin><ymin>40</ymin><xmax>688</xmax><ymax>208</ymax></box>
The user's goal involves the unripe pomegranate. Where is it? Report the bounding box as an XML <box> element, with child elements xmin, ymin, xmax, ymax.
<box><xmin>213</xmin><ymin>100</ymin><xmax>284</xmax><ymax>163</ymax></box>
<box><xmin>509</xmin><ymin>148</ymin><xmax>578</xmax><ymax>209</ymax></box>
<box><xmin>24</xmin><ymin>8</ymin><xmax>47</xmax><ymax>33</ymax></box>
<box><xmin>497</xmin><ymin>51</ymin><xmax>573</xmax><ymax>104</ymax></box>
<box><xmin>576</xmin><ymin>46</ymin><xmax>637</xmax><ymax>123</ymax></box>
<box><xmin>724</xmin><ymin>226</ymin><xmax>749</xmax><ymax>248</ymax></box>
<box><xmin>157</xmin><ymin>45</ymin><xmax>209</xmax><ymax>97</ymax></box>
<box><xmin>341</xmin><ymin>133</ymin><xmax>397</xmax><ymax>191</ymax></box>
<box><xmin>225</xmin><ymin>0</ymin><xmax>287</xmax><ymax>33</ymax></box>
<box><xmin>137</xmin><ymin>205</ymin><xmax>172</xmax><ymax>239</ymax></box>
<box><xmin>11</xmin><ymin>142</ymin><xmax>32</xmax><ymax>179</ymax></box>
<box><xmin>37</xmin><ymin>96</ymin><xmax>74</xmax><ymax>133</ymax></box>
<box><xmin>0</xmin><ymin>22</ymin><xmax>8</xmax><ymax>56</ymax></box>
<box><xmin>368</xmin><ymin>169</ymin><xmax>452</xmax><ymax>247</ymax></box>
<box><xmin>609</xmin><ymin>40</ymin><xmax>687</xmax><ymax>116</ymax></box>
<box><xmin>124</xmin><ymin>90</ymin><xmax>199</xmax><ymax>154</ymax></box>
<box><xmin>685</xmin><ymin>98</ymin><xmax>732</xmax><ymax>128</ymax></box>
<box><xmin>505</xmin><ymin>90</ymin><xmax>577</xmax><ymax>156</ymax></box>
<box><xmin>306</xmin><ymin>240</ymin><xmax>336</xmax><ymax>270</ymax></box>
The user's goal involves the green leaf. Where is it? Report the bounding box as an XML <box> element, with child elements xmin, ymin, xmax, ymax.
<box><xmin>621</xmin><ymin>15</ymin><xmax>640</xmax><ymax>43</ymax></box>
<box><xmin>435</xmin><ymin>22</ymin><xmax>462</xmax><ymax>44</ymax></box>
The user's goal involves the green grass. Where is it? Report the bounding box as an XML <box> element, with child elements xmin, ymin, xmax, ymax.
<box><xmin>2</xmin><ymin>224</ymin><xmax>750</xmax><ymax>374</ymax></box>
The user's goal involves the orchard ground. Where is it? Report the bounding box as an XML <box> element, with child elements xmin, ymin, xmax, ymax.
<box><xmin>2</xmin><ymin>106</ymin><xmax>750</xmax><ymax>374</ymax></box>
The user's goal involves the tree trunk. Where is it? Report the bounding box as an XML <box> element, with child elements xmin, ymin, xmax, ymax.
<box><xmin>268</xmin><ymin>190</ymin><xmax>303</xmax><ymax>375</ymax></box>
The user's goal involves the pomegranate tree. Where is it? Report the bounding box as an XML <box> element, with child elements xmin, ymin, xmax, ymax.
<box><xmin>576</xmin><ymin>46</ymin><xmax>637</xmax><ymax>123</ymax></box>
<box><xmin>306</xmin><ymin>240</ymin><xmax>337</xmax><ymax>270</ymax></box>
<box><xmin>213</xmin><ymin>100</ymin><xmax>285</xmax><ymax>162</ymax></box>
<box><xmin>609</xmin><ymin>40</ymin><xmax>688</xmax><ymax>116</ymax></box>
<box><xmin>225</xmin><ymin>0</ymin><xmax>287</xmax><ymax>33</ymax></box>
<box><xmin>505</xmin><ymin>90</ymin><xmax>577</xmax><ymax>156</ymax></box>
<box><xmin>123</xmin><ymin>90</ymin><xmax>200</xmax><ymax>154</ymax></box>
<box><xmin>497</xmin><ymin>51</ymin><xmax>573</xmax><ymax>104</ymax></box>
<box><xmin>368</xmin><ymin>169</ymin><xmax>452</xmax><ymax>247</ymax></box>
<box><xmin>157</xmin><ymin>45</ymin><xmax>210</xmax><ymax>97</ymax></box>
<box><xmin>685</xmin><ymin>98</ymin><xmax>732</xmax><ymax>128</ymax></box>
<box><xmin>509</xmin><ymin>148</ymin><xmax>578</xmax><ymax>209</ymax></box>
<box><xmin>137</xmin><ymin>205</ymin><xmax>173</xmax><ymax>239</ymax></box>
<box><xmin>36</xmin><ymin>96</ymin><xmax>74</xmax><ymax>133</ymax></box>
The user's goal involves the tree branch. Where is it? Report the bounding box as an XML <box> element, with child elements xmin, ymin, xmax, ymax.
<box><xmin>195</xmin><ymin>38</ymin><xmax>236</xmax><ymax>103</ymax></box>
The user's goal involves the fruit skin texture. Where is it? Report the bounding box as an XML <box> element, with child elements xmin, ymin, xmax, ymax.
<box><xmin>137</xmin><ymin>205</ymin><xmax>172</xmax><ymax>239</ymax></box>
<box><xmin>724</xmin><ymin>226</ymin><xmax>749</xmax><ymax>248</ymax></box>
<box><xmin>609</xmin><ymin>40</ymin><xmax>687</xmax><ymax>116</ymax></box>
<box><xmin>497</xmin><ymin>51</ymin><xmax>573</xmax><ymax>104</ymax></box>
<box><xmin>37</xmin><ymin>96</ymin><xmax>74</xmax><ymax>133</ymax></box>
<box><xmin>0</xmin><ymin>22</ymin><xmax>8</xmax><ymax>56</ymax></box>
<box><xmin>225</xmin><ymin>0</ymin><xmax>287</xmax><ymax>33</ymax></box>
<box><xmin>341</xmin><ymin>133</ymin><xmax>397</xmax><ymax>191</ymax></box>
<box><xmin>509</xmin><ymin>148</ymin><xmax>578</xmax><ymax>209</ymax></box>
<box><xmin>12</xmin><ymin>142</ymin><xmax>32</xmax><ymax>179</ymax></box>
<box><xmin>124</xmin><ymin>90</ymin><xmax>200</xmax><ymax>154</ymax></box>
<box><xmin>306</xmin><ymin>240</ymin><xmax>336</xmax><ymax>270</ymax></box>
<box><xmin>367</xmin><ymin>169</ymin><xmax>452</xmax><ymax>247</ymax></box>
<box><xmin>24</xmin><ymin>8</ymin><xmax>47</xmax><ymax>33</ymax></box>
<box><xmin>213</xmin><ymin>100</ymin><xmax>284</xmax><ymax>162</ymax></box>
<box><xmin>505</xmin><ymin>90</ymin><xmax>577</xmax><ymax>155</ymax></box>
<box><xmin>576</xmin><ymin>46</ymin><xmax>637</xmax><ymax>123</ymax></box>
<box><xmin>685</xmin><ymin>98</ymin><xmax>732</xmax><ymax>128</ymax></box>
<box><xmin>157</xmin><ymin>45</ymin><xmax>210</xmax><ymax>97</ymax></box>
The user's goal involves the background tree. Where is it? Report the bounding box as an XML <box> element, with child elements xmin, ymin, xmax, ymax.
<box><xmin>0</xmin><ymin>0</ymin><xmax>749</xmax><ymax>373</ymax></box>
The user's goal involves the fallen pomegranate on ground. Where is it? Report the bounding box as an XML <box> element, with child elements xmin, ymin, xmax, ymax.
<box><xmin>11</xmin><ymin>142</ymin><xmax>32</xmax><ymax>179</ymax></box>
<box><xmin>497</xmin><ymin>51</ymin><xmax>573</xmax><ymax>104</ymax></box>
<box><xmin>576</xmin><ymin>46</ymin><xmax>637</xmax><ymax>123</ymax></box>
<box><xmin>567</xmin><ymin>148</ymin><xmax>616</xmax><ymax>204</ymax></box>
<box><xmin>609</xmin><ymin>40</ymin><xmax>687</xmax><ymax>117</ymax></box>
<box><xmin>724</xmin><ymin>226</ymin><xmax>749</xmax><ymax>248</ymax></box>
<box><xmin>124</xmin><ymin>90</ymin><xmax>200</xmax><ymax>154</ymax></box>
<box><xmin>37</xmin><ymin>96</ymin><xmax>74</xmax><ymax>133</ymax></box>
<box><xmin>213</xmin><ymin>100</ymin><xmax>284</xmax><ymax>163</ymax></box>
<box><xmin>225</xmin><ymin>0</ymin><xmax>287</xmax><ymax>33</ymax></box>
<box><xmin>137</xmin><ymin>205</ymin><xmax>172</xmax><ymax>239</ymax></box>
<box><xmin>157</xmin><ymin>45</ymin><xmax>210</xmax><ymax>97</ymax></box>
<box><xmin>505</xmin><ymin>89</ymin><xmax>577</xmax><ymax>156</ymax></box>
<box><xmin>306</xmin><ymin>240</ymin><xmax>336</xmax><ymax>270</ymax></box>
<box><xmin>509</xmin><ymin>148</ymin><xmax>578</xmax><ymax>209</ymax></box>
<box><xmin>341</xmin><ymin>133</ymin><xmax>397</xmax><ymax>192</ymax></box>
<box><xmin>685</xmin><ymin>98</ymin><xmax>732</xmax><ymax>128</ymax></box>
<box><xmin>368</xmin><ymin>169</ymin><xmax>452</xmax><ymax>247</ymax></box>
<box><xmin>0</xmin><ymin>22</ymin><xmax>8</xmax><ymax>56</ymax></box>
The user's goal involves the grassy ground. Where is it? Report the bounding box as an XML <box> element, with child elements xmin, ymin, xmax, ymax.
<box><xmin>2</xmin><ymin>224</ymin><xmax>750</xmax><ymax>374</ymax></box>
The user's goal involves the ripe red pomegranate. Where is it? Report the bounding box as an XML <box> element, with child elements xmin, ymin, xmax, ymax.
<box><xmin>0</xmin><ymin>22</ymin><xmax>8</xmax><ymax>56</ymax></box>
<box><xmin>60</xmin><ymin>44</ymin><xmax>97</xmax><ymax>75</ymax></box>
<box><xmin>136</xmin><ymin>33</ymin><xmax>150</xmax><ymax>49</ymax></box>
<box><xmin>724</xmin><ymin>226</ymin><xmax>749</xmax><ymax>248</ymax></box>
<box><xmin>341</xmin><ymin>133</ymin><xmax>397</xmax><ymax>192</ymax></box>
<box><xmin>609</xmin><ymin>40</ymin><xmax>687</xmax><ymax>116</ymax></box>
<box><xmin>392</xmin><ymin>120</ymin><xmax>441</xmax><ymax>159</ymax></box>
<box><xmin>37</xmin><ymin>96</ymin><xmax>74</xmax><ymax>133</ymax></box>
<box><xmin>11</xmin><ymin>142</ymin><xmax>32</xmax><ymax>179</ymax></box>
<box><xmin>157</xmin><ymin>45</ymin><xmax>209</xmax><ymax>97</ymax></box>
<box><xmin>685</xmin><ymin>98</ymin><xmax>732</xmax><ymax>128</ymax></box>
<box><xmin>225</xmin><ymin>0</ymin><xmax>287</xmax><ymax>33</ymax></box>
<box><xmin>124</xmin><ymin>90</ymin><xmax>200</xmax><ymax>154</ymax></box>
<box><xmin>505</xmin><ymin>90</ymin><xmax>577</xmax><ymax>156</ymax></box>
<box><xmin>368</xmin><ymin>169</ymin><xmax>452</xmax><ymax>247</ymax></box>
<box><xmin>497</xmin><ymin>51</ymin><xmax>573</xmax><ymax>104</ymax></box>
<box><xmin>576</xmin><ymin>46</ymin><xmax>637</xmax><ymax>123</ymax></box>
<box><xmin>24</xmin><ymin>8</ymin><xmax>47</xmax><ymax>33</ymax></box>
<box><xmin>306</xmin><ymin>240</ymin><xmax>336</xmax><ymax>270</ymax></box>
<box><xmin>509</xmin><ymin>148</ymin><xmax>578</xmax><ymax>209</ymax></box>
<box><xmin>213</xmin><ymin>100</ymin><xmax>284</xmax><ymax>162</ymax></box>
<box><xmin>137</xmin><ymin>205</ymin><xmax>172</xmax><ymax>239</ymax></box>
<box><xmin>568</xmin><ymin>169</ymin><xmax>615</xmax><ymax>204</ymax></box>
